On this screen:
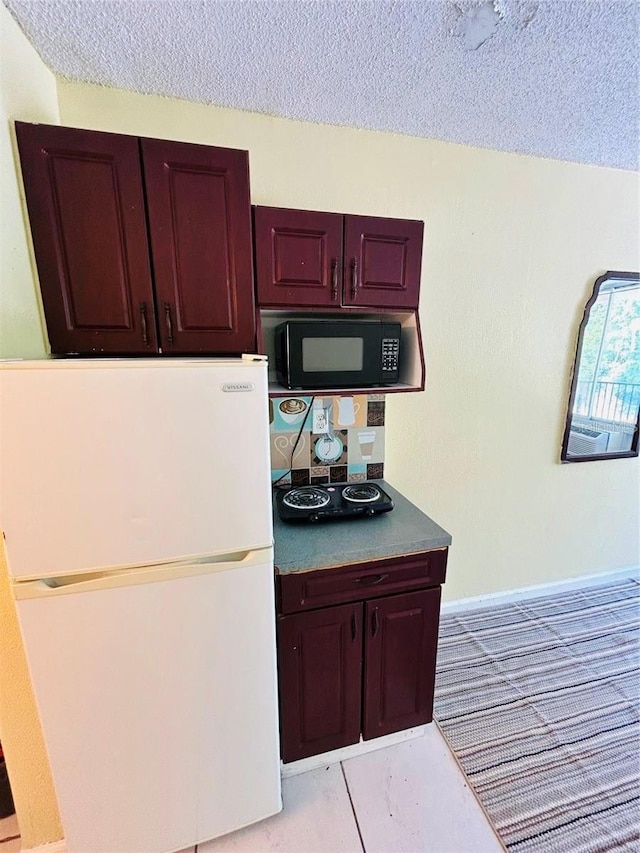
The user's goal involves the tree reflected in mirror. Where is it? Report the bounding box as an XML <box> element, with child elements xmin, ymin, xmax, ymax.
<box><xmin>561</xmin><ymin>271</ymin><xmax>640</xmax><ymax>462</ymax></box>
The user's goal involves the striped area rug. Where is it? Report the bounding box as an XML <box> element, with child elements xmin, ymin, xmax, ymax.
<box><xmin>434</xmin><ymin>577</ymin><xmax>640</xmax><ymax>852</ymax></box>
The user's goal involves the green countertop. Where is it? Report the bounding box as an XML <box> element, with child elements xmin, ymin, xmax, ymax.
<box><xmin>273</xmin><ymin>480</ymin><xmax>452</xmax><ymax>575</ymax></box>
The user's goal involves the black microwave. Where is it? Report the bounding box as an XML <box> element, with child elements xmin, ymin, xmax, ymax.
<box><xmin>275</xmin><ymin>320</ymin><xmax>401</xmax><ymax>389</ymax></box>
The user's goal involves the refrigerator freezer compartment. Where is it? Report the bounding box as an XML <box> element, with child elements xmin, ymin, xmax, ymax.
<box><xmin>0</xmin><ymin>358</ymin><xmax>273</xmax><ymax>580</ymax></box>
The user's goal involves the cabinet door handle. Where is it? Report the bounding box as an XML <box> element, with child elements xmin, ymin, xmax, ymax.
<box><xmin>371</xmin><ymin>608</ymin><xmax>379</xmax><ymax>638</ymax></box>
<box><xmin>354</xmin><ymin>573</ymin><xmax>389</xmax><ymax>586</ymax></box>
<box><xmin>164</xmin><ymin>302</ymin><xmax>174</xmax><ymax>344</ymax></box>
<box><xmin>139</xmin><ymin>302</ymin><xmax>148</xmax><ymax>345</ymax></box>
<box><xmin>351</xmin><ymin>612</ymin><xmax>358</xmax><ymax>641</ymax></box>
<box><xmin>350</xmin><ymin>258</ymin><xmax>359</xmax><ymax>300</ymax></box>
<box><xmin>331</xmin><ymin>257</ymin><xmax>339</xmax><ymax>301</ymax></box>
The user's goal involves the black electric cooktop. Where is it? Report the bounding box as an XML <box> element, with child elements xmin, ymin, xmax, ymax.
<box><xmin>275</xmin><ymin>482</ymin><xmax>394</xmax><ymax>524</ymax></box>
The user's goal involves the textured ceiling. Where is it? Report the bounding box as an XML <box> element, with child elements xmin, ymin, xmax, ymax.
<box><xmin>5</xmin><ymin>0</ymin><xmax>639</xmax><ymax>170</ymax></box>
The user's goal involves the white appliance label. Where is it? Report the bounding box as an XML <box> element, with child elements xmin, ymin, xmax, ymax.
<box><xmin>222</xmin><ymin>382</ymin><xmax>255</xmax><ymax>392</ymax></box>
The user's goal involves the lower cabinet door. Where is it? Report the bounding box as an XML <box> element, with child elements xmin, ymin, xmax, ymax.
<box><xmin>363</xmin><ymin>587</ymin><xmax>441</xmax><ymax>740</ymax></box>
<box><xmin>277</xmin><ymin>602</ymin><xmax>362</xmax><ymax>763</ymax></box>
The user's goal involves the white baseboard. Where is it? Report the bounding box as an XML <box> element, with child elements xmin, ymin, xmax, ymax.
<box><xmin>280</xmin><ymin>724</ymin><xmax>427</xmax><ymax>777</ymax></box>
<box><xmin>21</xmin><ymin>842</ymin><xmax>66</xmax><ymax>853</ymax></box>
<box><xmin>441</xmin><ymin>565</ymin><xmax>639</xmax><ymax>614</ymax></box>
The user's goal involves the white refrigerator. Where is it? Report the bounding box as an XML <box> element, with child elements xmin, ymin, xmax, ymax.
<box><xmin>0</xmin><ymin>357</ymin><xmax>281</xmax><ymax>853</ymax></box>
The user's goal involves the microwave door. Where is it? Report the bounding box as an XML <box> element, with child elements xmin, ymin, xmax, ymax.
<box><xmin>286</xmin><ymin>321</ymin><xmax>381</xmax><ymax>388</ymax></box>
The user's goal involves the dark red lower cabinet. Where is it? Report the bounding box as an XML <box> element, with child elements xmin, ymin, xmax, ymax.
<box><xmin>363</xmin><ymin>588</ymin><xmax>441</xmax><ymax>740</ymax></box>
<box><xmin>277</xmin><ymin>602</ymin><xmax>362</xmax><ymax>763</ymax></box>
<box><xmin>276</xmin><ymin>583</ymin><xmax>443</xmax><ymax>763</ymax></box>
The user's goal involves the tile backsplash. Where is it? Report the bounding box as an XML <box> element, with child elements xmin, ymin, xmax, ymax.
<box><xmin>270</xmin><ymin>395</ymin><xmax>385</xmax><ymax>485</ymax></box>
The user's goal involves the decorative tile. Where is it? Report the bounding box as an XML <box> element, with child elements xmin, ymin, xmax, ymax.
<box><xmin>272</xmin><ymin>396</ymin><xmax>313</xmax><ymax>433</ymax></box>
<box><xmin>311</xmin><ymin>475</ymin><xmax>329</xmax><ymax>485</ymax></box>
<box><xmin>347</xmin><ymin>463</ymin><xmax>367</xmax><ymax>479</ymax></box>
<box><xmin>311</xmin><ymin>430</ymin><xmax>348</xmax><ymax>466</ymax></box>
<box><xmin>347</xmin><ymin>426</ymin><xmax>385</xmax><ymax>465</ymax></box>
<box><xmin>329</xmin><ymin>465</ymin><xmax>347</xmax><ymax>483</ymax></box>
<box><xmin>270</xmin><ymin>431</ymin><xmax>310</xmax><ymax>471</ymax></box>
<box><xmin>367</xmin><ymin>463</ymin><xmax>384</xmax><ymax>480</ymax></box>
<box><xmin>270</xmin><ymin>394</ymin><xmax>385</xmax><ymax>479</ymax></box>
<box><xmin>291</xmin><ymin>469</ymin><xmax>310</xmax><ymax>486</ymax></box>
<box><xmin>270</xmin><ymin>468</ymin><xmax>291</xmax><ymax>485</ymax></box>
<box><xmin>367</xmin><ymin>400</ymin><xmax>385</xmax><ymax>427</ymax></box>
<box><xmin>331</xmin><ymin>395</ymin><xmax>367</xmax><ymax>429</ymax></box>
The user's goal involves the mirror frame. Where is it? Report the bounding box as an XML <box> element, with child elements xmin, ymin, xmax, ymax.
<box><xmin>561</xmin><ymin>270</ymin><xmax>640</xmax><ymax>463</ymax></box>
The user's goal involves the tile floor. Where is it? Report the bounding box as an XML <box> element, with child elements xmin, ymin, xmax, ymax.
<box><xmin>0</xmin><ymin>725</ymin><xmax>504</xmax><ymax>852</ymax></box>
<box><xmin>201</xmin><ymin>726</ymin><xmax>503</xmax><ymax>853</ymax></box>
<box><xmin>0</xmin><ymin>814</ymin><xmax>19</xmax><ymax>853</ymax></box>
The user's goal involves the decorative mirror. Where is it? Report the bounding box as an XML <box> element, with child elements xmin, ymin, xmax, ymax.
<box><xmin>561</xmin><ymin>271</ymin><xmax>640</xmax><ymax>462</ymax></box>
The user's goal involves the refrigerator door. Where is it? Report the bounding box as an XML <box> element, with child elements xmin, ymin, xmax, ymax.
<box><xmin>14</xmin><ymin>548</ymin><xmax>281</xmax><ymax>853</ymax></box>
<box><xmin>0</xmin><ymin>358</ymin><xmax>273</xmax><ymax>580</ymax></box>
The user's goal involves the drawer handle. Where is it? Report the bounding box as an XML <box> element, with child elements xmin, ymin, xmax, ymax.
<box><xmin>372</xmin><ymin>608</ymin><xmax>379</xmax><ymax>637</ymax></box>
<box><xmin>351</xmin><ymin>612</ymin><xmax>358</xmax><ymax>641</ymax></box>
<box><xmin>354</xmin><ymin>573</ymin><xmax>389</xmax><ymax>586</ymax></box>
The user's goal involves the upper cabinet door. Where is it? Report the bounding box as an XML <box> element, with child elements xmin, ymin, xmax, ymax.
<box><xmin>363</xmin><ymin>587</ymin><xmax>441</xmax><ymax>741</ymax></box>
<box><xmin>343</xmin><ymin>215</ymin><xmax>423</xmax><ymax>309</ymax></box>
<box><xmin>254</xmin><ymin>207</ymin><xmax>343</xmax><ymax>307</ymax></box>
<box><xmin>15</xmin><ymin>122</ymin><xmax>158</xmax><ymax>355</ymax></box>
<box><xmin>142</xmin><ymin>139</ymin><xmax>256</xmax><ymax>353</ymax></box>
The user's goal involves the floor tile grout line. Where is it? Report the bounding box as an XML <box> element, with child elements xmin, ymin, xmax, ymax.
<box><xmin>432</xmin><ymin>719</ymin><xmax>508</xmax><ymax>852</ymax></box>
<box><xmin>340</xmin><ymin>761</ymin><xmax>366</xmax><ymax>853</ymax></box>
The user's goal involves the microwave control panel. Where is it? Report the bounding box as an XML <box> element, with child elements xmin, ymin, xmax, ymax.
<box><xmin>381</xmin><ymin>337</ymin><xmax>400</xmax><ymax>379</ymax></box>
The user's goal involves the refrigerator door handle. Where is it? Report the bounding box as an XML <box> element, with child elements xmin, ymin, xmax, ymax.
<box><xmin>12</xmin><ymin>547</ymin><xmax>273</xmax><ymax>599</ymax></box>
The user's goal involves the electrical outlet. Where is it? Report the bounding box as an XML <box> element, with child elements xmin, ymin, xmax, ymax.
<box><xmin>312</xmin><ymin>406</ymin><xmax>329</xmax><ymax>434</ymax></box>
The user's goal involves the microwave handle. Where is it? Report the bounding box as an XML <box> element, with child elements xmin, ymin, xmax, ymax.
<box><xmin>350</xmin><ymin>258</ymin><xmax>359</xmax><ymax>300</ymax></box>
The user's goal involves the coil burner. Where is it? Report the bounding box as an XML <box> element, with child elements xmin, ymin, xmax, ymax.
<box><xmin>276</xmin><ymin>482</ymin><xmax>393</xmax><ymax>524</ymax></box>
<box><xmin>341</xmin><ymin>484</ymin><xmax>381</xmax><ymax>503</ymax></box>
<box><xmin>282</xmin><ymin>486</ymin><xmax>331</xmax><ymax>511</ymax></box>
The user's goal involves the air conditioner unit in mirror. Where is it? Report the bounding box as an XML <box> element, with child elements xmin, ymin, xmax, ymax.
<box><xmin>567</xmin><ymin>427</ymin><xmax>609</xmax><ymax>456</ymax></box>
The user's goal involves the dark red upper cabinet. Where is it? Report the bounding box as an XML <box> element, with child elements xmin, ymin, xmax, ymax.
<box><xmin>254</xmin><ymin>206</ymin><xmax>423</xmax><ymax>310</ymax></box>
<box><xmin>363</xmin><ymin>587</ymin><xmax>441</xmax><ymax>741</ymax></box>
<box><xmin>344</xmin><ymin>215</ymin><xmax>423</xmax><ymax>310</ymax></box>
<box><xmin>15</xmin><ymin>122</ymin><xmax>157</xmax><ymax>354</ymax></box>
<box><xmin>254</xmin><ymin>207</ymin><xmax>343</xmax><ymax>308</ymax></box>
<box><xmin>141</xmin><ymin>139</ymin><xmax>256</xmax><ymax>353</ymax></box>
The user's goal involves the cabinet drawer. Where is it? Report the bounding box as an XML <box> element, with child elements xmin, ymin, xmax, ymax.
<box><xmin>277</xmin><ymin>549</ymin><xmax>447</xmax><ymax>614</ymax></box>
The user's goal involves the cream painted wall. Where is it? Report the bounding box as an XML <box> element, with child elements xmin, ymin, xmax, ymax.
<box><xmin>0</xmin><ymin>3</ymin><xmax>52</xmax><ymax>359</ymax></box>
<box><xmin>57</xmin><ymin>81</ymin><xmax>640</xmax><ymax>600</ymax></box>
<box><xmin>0</xmin><ymin>6</ymin><xmax>63</xmax><ymax>848</ymax></box>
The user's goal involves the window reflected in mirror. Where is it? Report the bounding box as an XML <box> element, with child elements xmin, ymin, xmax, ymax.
<box><xmin>561</xmin><ymin>271</ymin><xmax>640</xmax><ymax>462</ymax></box>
